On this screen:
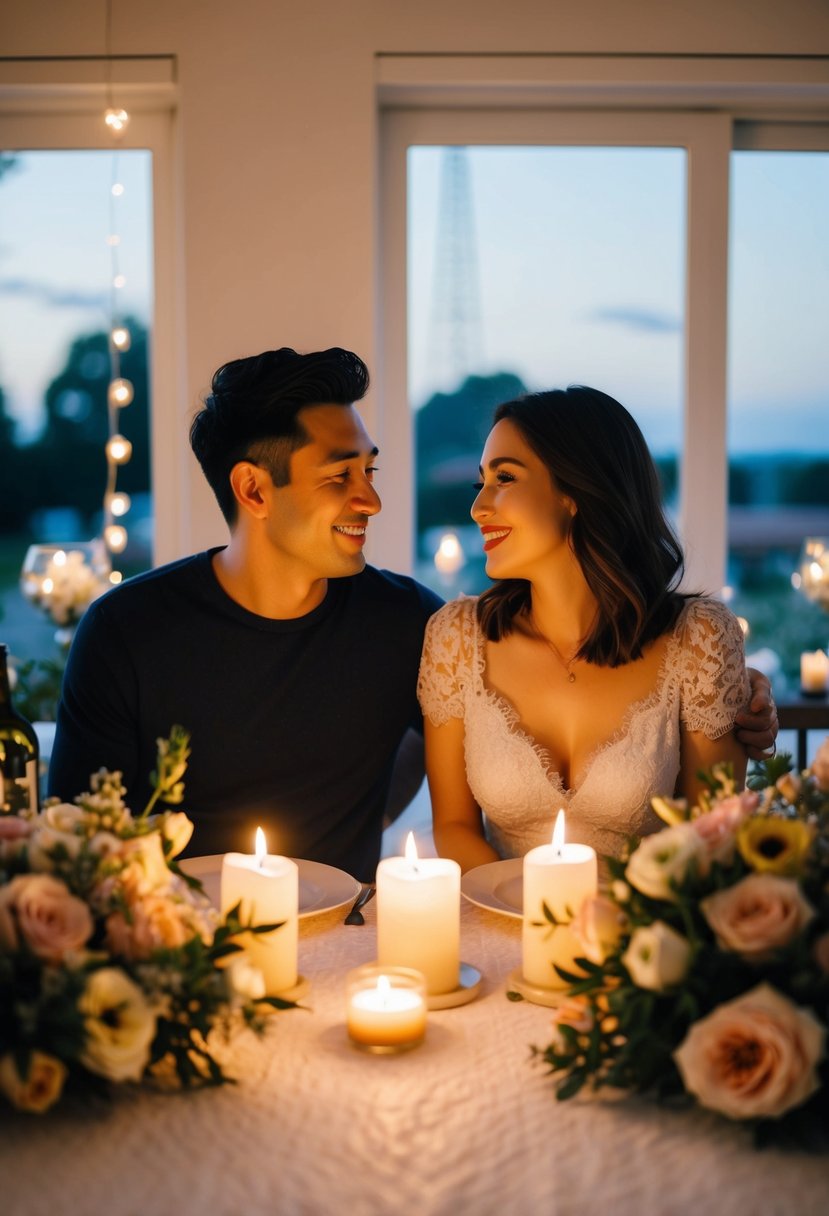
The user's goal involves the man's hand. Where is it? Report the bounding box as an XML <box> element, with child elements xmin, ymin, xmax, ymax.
<box><xmin>735</xmin><ymin>667</ymin><xmax>779</xmax><ymax>760</ymax></box>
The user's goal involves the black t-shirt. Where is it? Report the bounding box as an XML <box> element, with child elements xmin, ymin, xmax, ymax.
<box><xmin>48</xmin><ymin>552</ymin><xmax>442</xmax><ymax>880</ymax></box>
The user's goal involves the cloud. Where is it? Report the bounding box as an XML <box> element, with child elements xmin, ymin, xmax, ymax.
<box><xmin>588</xmin><ymin>306</ymin><xmax>681</xmax><ymax>334</ymax></box>
<box><xmin>0</xmin><ymin>277</ymin><xmax>107</xmax><ymax>310</ymax></box>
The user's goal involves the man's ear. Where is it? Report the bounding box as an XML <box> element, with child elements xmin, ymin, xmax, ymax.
<box><xmin>229</xmin><ymin>461</ymin><xmax>271</xmax><ymax>520</ymax></box>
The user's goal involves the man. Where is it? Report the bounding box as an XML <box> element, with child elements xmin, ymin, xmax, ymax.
<box><xmin>49</xmin><ymin>347</ymin><xmax>776</xmax><ymax>880</ymax></box>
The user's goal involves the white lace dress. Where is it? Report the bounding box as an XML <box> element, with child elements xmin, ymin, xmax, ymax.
<box><xmin>417</xmin><ymin>596</ymin><xmax>749</xmax><ymax>862</ymax></box>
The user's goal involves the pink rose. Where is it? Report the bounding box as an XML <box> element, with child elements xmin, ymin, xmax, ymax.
<box><xmin>674</xmin><ymin>983</ymin><xmax>825</xmax><ymax>1120</ymax></box>
<box><xmin>701</xmin><ymin>874</ymin><xmax>815</xmax><ymax>962</ymax></box>
<box><xmin>572</xmin><ymin>894</ymin><xmax>628</xmax><ymax>964</ymax></box>
<box><xmin>2</xmin><ymin>874</ymin><xmax>93</xmax><ymax>962</ymax></box>
<box><xmin>691</xmin><ymin>791</ymin><xmax>759</xmax><ymax>864</ymax></box>
<box><xmin>105</xmin><ymin>893</ymin><xmax>193</xmax><ymax>960</ymax></box>
<box><xmin>0</xmin><ymin>816</ymin><xmax>32</xmax><ymax>840</ymax></box>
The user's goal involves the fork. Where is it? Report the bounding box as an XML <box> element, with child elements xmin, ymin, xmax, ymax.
<box><xmin>344</xmin><ymin>884</ymin><xmax>376</xmax><ymax>925</ymax></box>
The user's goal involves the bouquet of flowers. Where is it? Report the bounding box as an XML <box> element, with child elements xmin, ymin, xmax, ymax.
<box><xmin>537</xmin><ymin>739</ymin><xmax>829</xmax><ymax>1147</ymax></box>
<box><xmin>0</xmin><ymin>726</ymin><xmax>290</xmax><ymax>1114</ymax></box>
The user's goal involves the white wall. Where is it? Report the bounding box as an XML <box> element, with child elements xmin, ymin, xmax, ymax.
<box><xmin>2</xmin><ymin>0</ymin><xmax>829</xmax><ymax>557</ymax></box>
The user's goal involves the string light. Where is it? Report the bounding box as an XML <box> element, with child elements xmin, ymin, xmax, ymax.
<box><xmin>102</xmin><ymin>0</ymin><xmax>132</xmax><ymax>563</ymax></box>
<box><xmin>106</xmin><ymin>434</ymin><xmax>133</xmax><ymax>464</ymax></box>
<box><xmin>108</xmin><ymin>378</ymin><xmax>134</xmax><ymax>407</ymax></box>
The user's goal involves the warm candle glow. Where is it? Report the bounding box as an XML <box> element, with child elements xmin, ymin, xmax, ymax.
<box><xmin>255</xmin><ymin>827</ymin><xmax>267</xmax><ymax>867</ymax></box>
<box><xmin>376</xmin><ymin>975</ymin><xmax>391</xmax><ymax>1003</ymax></box>
<box><xmin>552</xmin><ymin>809</ymin><xmax>566</xmax><ymax>854</ymax></box>
<box><xmin>404</xmin><ymin>832</ymin><xmax>419</xmax><ymax>864</ymax></box>
<box><xmin>53</xmin><ymin>549</ymin><xmax>67</xmax><ymax>567</ymax></box>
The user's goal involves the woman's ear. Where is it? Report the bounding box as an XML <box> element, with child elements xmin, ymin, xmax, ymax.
<box><xmin>229</xmin><ymin>460</ymin><xmax>271</xmax><ymax>520</ymax></box>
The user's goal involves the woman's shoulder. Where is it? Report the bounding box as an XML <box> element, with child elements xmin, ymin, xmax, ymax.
<box><xmin>424</xmin><ymin>594</ymin><xmax>480</xmax><ymax>641</ymax></box>
<box><xmin>672</xmin><ymin>594</ymin><xmax>743</xmax><ymax>643</ymax></box>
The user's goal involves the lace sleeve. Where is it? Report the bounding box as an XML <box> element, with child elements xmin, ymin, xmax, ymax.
<box><xmin>417</xmin><ymin>597</ymin><xmax>478</xmax><ymax>726</ymax></box>
<box><xmin>677</xmin><ymin>598</ymin><xmax>750</xmax><ymax>739</ymax></box>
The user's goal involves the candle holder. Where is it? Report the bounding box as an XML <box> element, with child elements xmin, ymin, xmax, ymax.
<box><xmin>346</xmin><ymin>964</ymin><xmax>427</xmax><ymax>1054</ymax></box>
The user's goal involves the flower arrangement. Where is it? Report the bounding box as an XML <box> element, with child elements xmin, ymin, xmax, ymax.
<box><xmin>0</xmin><ymin>726</ymin><xmax>290</xmax><ymax>1113</ymax></box>
<box><xmin>21</xmin><ymin>545</ymin><xmax>109</xmax><ymax>630</ymax></box>
<box><xmin>537</xmin><ymin>738</ymin><xmax>829</xmax><ymax>1148</ymax></box>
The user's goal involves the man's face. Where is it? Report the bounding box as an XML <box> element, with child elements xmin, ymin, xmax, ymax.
<box><xmin>264</xmin><ymin>404</ymin><xmax>381</xmax><ymax>580</ymax></box>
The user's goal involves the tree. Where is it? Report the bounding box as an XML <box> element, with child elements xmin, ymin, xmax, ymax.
<box><xmin>34</xmin><ymin>318</ymin><xmax>150</xmax><ymax>523</ymax></box>
<box><xmin>416</xmin><ymin>371</ymin><xmax>527</xmax><ymax>534</ymax></box>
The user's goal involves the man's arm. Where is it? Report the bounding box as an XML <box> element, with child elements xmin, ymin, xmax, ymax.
<box><xmin>734</xmin><ymin>667</ymin><xmax>779</xmax><ymax>761</ymax></box>
<box><xmin>48</xmin><ymin>599</ymin><xmax>141</xmax><ymax>801</ymax></box>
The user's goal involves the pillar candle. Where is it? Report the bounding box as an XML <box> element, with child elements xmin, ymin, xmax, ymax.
<box><xmin>376</xmin><ymin>833</ymin><xmax>460</xmax><ymax>995</ymax></box>
<box><xmin>220</xmin><ymin>828</ymin><xmax>298</xmax><ymax>995</ymax></box>
<box><xmin>800</xmin><ymin>649</ymin><xmax>829</xmax><ymax>694</ymax></box>
<box><xmin>522</xmin><ymin>811</ymin><xmax>598</xmax><ymax>990</ymax></box>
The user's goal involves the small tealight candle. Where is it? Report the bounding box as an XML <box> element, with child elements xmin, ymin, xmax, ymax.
<box><xmin>346</xmin><ymin>965</ymin><xmax>427</xmax><ymax>1053</ymax></box>
<box><xmin>220</xmin><ymin>828</ymin><xmax>298</xmax><ymax>996</ymax></box>
<box><xmin>800</xmin><ymin>649</ymin><xmax>829</xmax><ymax>695</ymax></box>
<box><xmin>522</xmin><ymin>810</ymin><xmax>598</xmax><ymax>991</ymax></box>
<box><xmin>376</xmin><ymin>833</ymin><xmax>461</xmax><ymax>996</ymax></box>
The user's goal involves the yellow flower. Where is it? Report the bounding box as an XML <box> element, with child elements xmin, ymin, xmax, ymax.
<box><xmin>651</xmin><ymin>795</ymin><xmax>689</xmax><ymax>827</ymax></box>
<box><xmin>737</xmin><ymin>817</ymin><xmax>814</xmax><ymax>876</ymax></box>
<box><xmin>0</xmin><ymin>1051</ymin><xmax>68</xmax><ymax>1113</ymax></box>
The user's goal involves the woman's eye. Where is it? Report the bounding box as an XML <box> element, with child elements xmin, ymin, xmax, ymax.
<box><xmin>472</xmin><ymin>481</ymin><xmax>484</xmax><ymax>491</ymax></box>
<box><xmin>496</xmin><ymin>471</ymin><xmax>516</xmax><ymax>484</ymax></box>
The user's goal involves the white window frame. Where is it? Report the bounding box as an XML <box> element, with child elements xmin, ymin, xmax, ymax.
<box><xmin>0</xmin><ymin>61</ymin><xmax>184</xmax><ymax>564</ymax></box>
<box><xmin>375</xmin><ymin>56</ymin><xmax>829</xmax><ymax>594</ymax></box>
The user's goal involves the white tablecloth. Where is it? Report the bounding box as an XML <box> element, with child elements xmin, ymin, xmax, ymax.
<box><xmin>3</xmin><ymin>900</ymin><xmax>828</xmax><ymax>1216</ymax></box>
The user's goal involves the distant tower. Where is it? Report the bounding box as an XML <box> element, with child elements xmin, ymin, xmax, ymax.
<box><xmin>428</xmin><ymin>147</ymin><xmax>484</xmax><ymax>392</ymax></box>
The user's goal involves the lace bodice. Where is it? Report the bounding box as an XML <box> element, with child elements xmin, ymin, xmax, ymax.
<box><xmin>417</xmin><ymin>596</ymin><xmax>749</xmax><ymax>862</ymax></box>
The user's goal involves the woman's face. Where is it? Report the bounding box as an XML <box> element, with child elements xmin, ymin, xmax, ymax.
<box><xmin>471</xmin><ymin>418</ymin><xmax>575</xmax><ymax>582</ymax></box>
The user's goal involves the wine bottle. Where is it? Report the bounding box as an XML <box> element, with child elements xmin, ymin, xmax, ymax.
<box><xmin>0</xmin><ymin>643</ymin><xmax>40</xmax><ymax>816</ymax></box>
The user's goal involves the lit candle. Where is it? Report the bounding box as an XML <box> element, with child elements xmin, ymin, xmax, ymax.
<box><xmin>522</xmin><ymin>811</ymin><xmax>598</xmax><ymax>990</ymax></box>
<box><xmin>801</xmin><ymin>649</ymin><xmax>829</xmax><ymax>695</ymax></box>
<box><xmin>220</xmin><ymin>827</ymin><xmax>298</xmax><ymax>995</ymax></box>
<box><xmin>346</xmin><ymin>965</ymin><xmax>427</xmax><ymax>1053</ymax></box>
<box><xmin>376</xmin><ymin>833</ymin><xmax>461</xmax><ymax>996</ymax></box>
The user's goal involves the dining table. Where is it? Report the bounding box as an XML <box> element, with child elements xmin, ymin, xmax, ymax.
<box><xmin>3</xmin><ymin>863</ymin><xmax>829</xmax><ymax>1216</ymax></box>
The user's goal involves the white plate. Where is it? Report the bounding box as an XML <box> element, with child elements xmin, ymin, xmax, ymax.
<box><xmin>461</xmin><ymin>858</ymin><xmax>523</xmax><ymax>919</ymax></box>
<box><xmin>179</xmin><ymin>855</ymin><xmax>361</xmax><ymax>919</ymax></box>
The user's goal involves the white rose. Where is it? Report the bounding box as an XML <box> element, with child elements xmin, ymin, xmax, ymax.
<box><xmin>79</xmin><ymin>967</ymin><xmax>157</xmax><ymax>1082</ymax></box>
<box><xmin>701</xmin><ymin>874</ymin><xmax>815</xmax><ymax>962</ymax></box>
<box><xmin>162</xmin><ymin>812</ymin><xmax>194</xmax><ymax>858</ymax></box>
<box><xmin>625</xmin><ymin>824</ymin><xmax>707</xmax><ymax>901</ymax></box>
<box><xmin>124</xmin><ymin>832</ymin><xmax>171</xmax><ymax>891</ymax></box>
<box><xmin>622</xmin><ymin>921</ymin><xmax>692</xmax><ymax>991</ymax></box>
<box><xmin>674</xmin><ymin>983</ymin><xmax>826</xmax><ymax>1120</ymax></box>
<box><xmin>227</xmin><ymin>956</ymin><xmax>267</xmax><ymax>1003</ymax></box>
<box><xmin>41</xmin><ymin>803</ymin><xmax>90</xmax><ymax>834</ymax></box>
<box><xmin>27</xmin><ymin>823</ymin><xmax>85</xmax><ymax>871</ymax></box>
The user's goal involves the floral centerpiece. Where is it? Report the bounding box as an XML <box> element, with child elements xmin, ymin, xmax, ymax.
<box><xmin>536</xmin><ymin>739</ymin><xmax>829</xmax><ymax>1148</ymax></box>
<box><xmin>0</xmin><ymin>726</ymin><xmax>291</xmax><ymax>1113</ymax></box>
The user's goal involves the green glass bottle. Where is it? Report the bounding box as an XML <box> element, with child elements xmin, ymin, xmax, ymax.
<box><xmin>0</xmin><ymin>642</ymin><xmax>40</xmax><ymax>816</ymax></box>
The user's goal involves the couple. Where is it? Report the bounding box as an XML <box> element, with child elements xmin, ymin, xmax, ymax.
<box><xmin>49</xmin><ymin>347</ymin><xmax>774</xmax><ymax>881</ymax></box>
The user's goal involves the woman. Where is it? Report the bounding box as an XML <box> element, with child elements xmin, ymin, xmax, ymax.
<box><xmin>417</xmin><ymin>386</ymin><xmax>750</xmax><ymax>872</ymax></box>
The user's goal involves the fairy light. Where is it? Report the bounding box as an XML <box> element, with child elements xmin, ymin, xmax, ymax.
<box><xmin>102</xmin><ymin>0</ymin><xmax>132</xmax><ymax>563</ymax></box>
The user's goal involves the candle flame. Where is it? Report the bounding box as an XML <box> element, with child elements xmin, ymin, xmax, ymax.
<box><xmin>404</xmin><ymin>832</ymin><xmax>419</xmax><ymax>864</ymax></box>
<box><xmin>255</xmin><ymin>827</ymin><xmax>267</xmax><ymax>867</ymax></box>
<box><xmin>552</xmin><ymin>810</ymin><xmax>566</xmax><ymax>855</ymax></box>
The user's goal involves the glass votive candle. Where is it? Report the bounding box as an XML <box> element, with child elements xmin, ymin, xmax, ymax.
<box><xmin>346</xmin><ymin>964</ymin><xmax>427</xmax><ymax>1054</ymax></box>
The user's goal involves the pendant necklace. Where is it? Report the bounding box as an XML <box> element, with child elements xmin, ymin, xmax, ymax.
<box><xmin>534</xmin><ymin>626</ymin><xmax>580</xmax><ymax>683</ymax></box>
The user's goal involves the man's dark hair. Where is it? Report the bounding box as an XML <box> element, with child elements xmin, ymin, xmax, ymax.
<box><xmin>190</xmin><ymin>347</ymin><xmax>370</xmax><ymax>523</ymax></box>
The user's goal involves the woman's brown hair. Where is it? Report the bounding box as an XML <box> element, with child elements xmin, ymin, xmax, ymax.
<box><xmin>476</xmin><ymin>386</ymin><xmax>687</xmax><ymax>665</ymax></box>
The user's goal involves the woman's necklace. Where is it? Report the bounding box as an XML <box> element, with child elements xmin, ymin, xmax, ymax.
<box><xmin>533</xmin><ymin>623</ymin><xmax>581</xmax><ymax>683</ymax></box>
<box><xmin>532</xmin><ymin>622</ymin><xmax>578</xmax><ymax>680</ymax></box>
